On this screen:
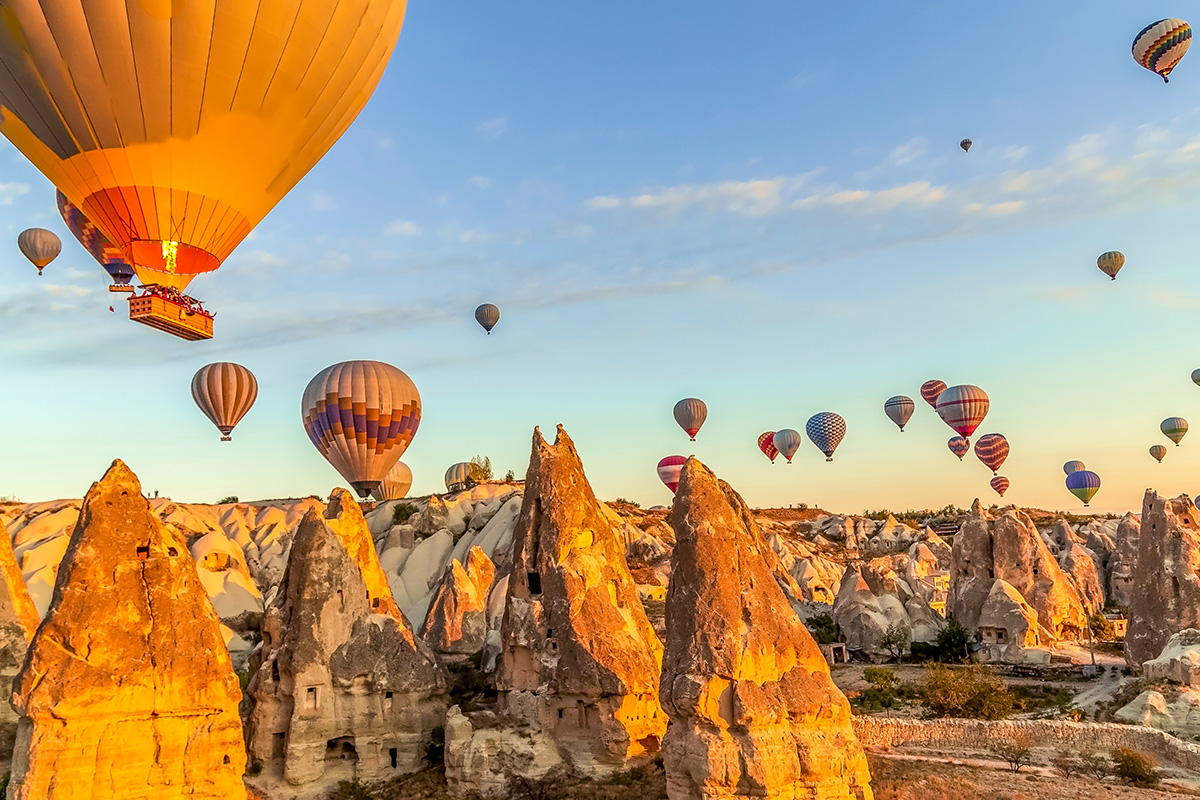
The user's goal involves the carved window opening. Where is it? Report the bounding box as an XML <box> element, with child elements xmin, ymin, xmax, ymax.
<box><xmin>271</xmin><ymin>732</ymin><xmax>286</xmax><ymax>758</ymax></box>
<box><xmin>136</xmin><ymin>545</ymin><xmax>150</xmax><ymax>560</ymax></box>
<box><xmin>389</xmin><ymin>747</ymin><xmax>398</xmax><ymax>769</ymax></box>
<box><xmin>385</xmin><ymin>691</ymin><xmax>394</xmax><ymax>713</ymax></box>
<box><xmin>167</xmin><ymin>547</ymin><xmax>178</xmax><ymax>557</ymax></box>
<box><xmin>325</xmin><ymin>736</ymin><xmax>358</xmax><ymax>763</ymax></box>
<box><xmin>306</xmin><ymin>687</ymin><xmax>318</xmax><ymax>709</ymax></box>
<box><xmin>337</xmin><ymin>590</ymin><xmax>344</xmax><ymax>610</ymax></box>
<box><xmin>223</xmin><ymin>755</ymin><xmax>231</xmax><ymax>765</ymax></box>
<box><xmin>527</xmin><ymin>572</ymin><xmax>542</xmax><ymax>596</ymax></box>
<box><xmin>263</xmin><ymin>631</ymin><xmax>272</xmax><ymax>647</ymax></box>
<box><xmin>271</xmin><ymin>661</ymin><xmax>280</xmax><ymax>682</ymax></box>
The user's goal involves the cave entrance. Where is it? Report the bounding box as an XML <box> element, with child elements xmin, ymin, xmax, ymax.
<box><xmin>325</xmin><ymin>736</ymin><xmax>359</xmax><ymax>763</ymax></box>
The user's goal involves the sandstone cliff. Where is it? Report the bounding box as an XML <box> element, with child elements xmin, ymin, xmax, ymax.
<box><xmin>422</xmin><ymin>546</ymin><xmax>496</xmax><ymax>658</ymax></box>
<box><xmin>661</xmin><ymin>458</ymin><xmax>873</xmax><ymax>800</ymax></box>
<box><xmin>0</xmin><ymin>520</ymin><xmax>39</xmax><ymax>755</ymax></box>
<box><xmin>8</xmin><ymin>460</ymin><xmax>247</xmax><ymax>800</ymax></box>
<box><xmin>1127</xmin><ymin>492</ymin><xmax>1200</xmax><ymax>667</ymax></box>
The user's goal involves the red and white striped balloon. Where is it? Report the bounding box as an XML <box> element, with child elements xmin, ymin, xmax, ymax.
<box><xmin>935</xmin><ymin>385</ymin><xmax>990</xmax><ymax>438</ymax></box>
<box><xmin>657</xmin><ymin>456</ymin><xmax>688</xmax><ymax>493</ymax></box>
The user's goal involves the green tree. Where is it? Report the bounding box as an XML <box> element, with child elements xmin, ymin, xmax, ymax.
<box><xmin>990</xmin><ymin>732</ymin><xmax>1034</xmax><ymax>772</ymax></box>
<box><xmin>920</xmin><ymin>663</ymin><xmax>1013</xmax><ymax>720</ymax></box>
<box><xmin>1088</xmin><ymin>612</ymin><xmax>1116</xmax><ymax>641</ymax></box>
<box><xmin>936</xmin><ymin>618</ymin><xmax>972</xmax><ymax>662</ymax></box>
<box><xmin>804</xmin><ymin>614</ymin><xmax>839</xmax><ymax>645</ymax></box>
<box><xmin>863</xmin><ymin>667</ymin><xmax>900</xmax><ymax>690</ymax></box>
<box><xmin>1111</xmin><ymin>748</ymin><xmax>1159</xmax><ymax>787</ymax></box>
<box><xmin>468</xmin><ymin>455</ymin><xmax>493</xmax><ymax>483</ymax></box>
<box><xmin>877</xmin><ymin>624</ymin><xmax>911</xmax><ymax>662</ymax></box>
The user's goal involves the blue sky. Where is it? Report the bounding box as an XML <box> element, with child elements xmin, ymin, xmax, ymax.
<box><xmin>3</xmin><ymin>1</ymin><xmax>1200</xmax><ymax>514</ymax></box>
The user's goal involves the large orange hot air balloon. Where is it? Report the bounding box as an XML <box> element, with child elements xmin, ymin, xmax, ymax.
<box><xmin>0</xmin><ymin>1</ymin><xmax>407</xmax><ymax>330</ymax></box>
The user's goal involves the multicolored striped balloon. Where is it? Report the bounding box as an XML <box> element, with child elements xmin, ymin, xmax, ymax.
<box><xmin>1162</xmin><ymin>417</ymin><xmax>1189</xmax><ymax>445</ymax></box>
<box><xmin>1097</xmin><ymin>251</ymin><xmax>1125</xmax><ymax>281</ymax></box>
<box><xmin>445</xmin><ymin>462</ymin><xmax>473</xmax><ymax>490</ymax></box>
<box><xmin>936</xmin><ymin>385</ymin><xmax>990</xmax><ymax>438</ymax></box>
<box><xmin>1066</xmin><ymin>470</ymin><xmax>1102</xmax><ymax>507</ymax></box>
<box><xmin>192</xmin><ymin>362</ymin><xmax>258</xmax><ymax>442</ymax></box>
<box><xmin>948</xmin><ymin>436</ymin><xmax>970</xmax><ymax>460</ymax></box>
<box><xmin>56</xmin><ymin>190</ymin><xmax>136</xmax><ymax>289</ymax></box>
<box><xmin>758</xmin><ymin>431</ymin><xmax>779</xmax><ymax>463</ymax></box>
<box><xmin>773</xmin><ymin>429</ymin><xmax>802</xmax><ymax>463</ymax></box>
<box><xmin>673</xmin><ymin>398</ymin><xmax>708</xmax><ymax>441</ymax></box>
<box><xmin>657</xmin><ymin>456</ymin><xmax>688</xmax><ymax>493</ymax></box>
<box><xmin>990</xmin><ymin>476</ymin><xmax>1009</xmax><ymax>497</ymax></box>
<box><xmin>375</xmin><ymin>461</ymin><xmax>413</xmax><ymax>501</ymax></box>
<box><xmin>806</xmin><ymin>412</ymin><xmax>846</xmax><ymax>462</ymax></box>
<box><xmin>973</xmin><ymin>434</ymin><xmax>1009</xmax><ymax>475</ymax></box>
<box><xmin>1150</xmin><ymin>444</ymin><xmax>1167</xmax><ymax>463</ymax></box>
<box><xmin>301</xmin><ymin>360</ymin><xmax>422</xmax><ymax>499</ymax></box>
<box><xmin>1063</xmin><ymin>460</ymin><xmax>1086</xmax><ymax>475</ymax></box>
<box><xmin>920</xmin><ymin>380</ymin><xmax>947</xmax><ymax>409</ymax></box>
<box><xmin>884</xmin><ymin>395</ymin><xmax>915</xmax><ymax>432</ymax></box>
<box><xmin>1133</xmin><ymin>19</ymin><xmax>1192</xmax><ymax>83</ymax></box>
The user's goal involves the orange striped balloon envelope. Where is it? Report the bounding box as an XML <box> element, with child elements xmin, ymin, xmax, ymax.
<box><xmin>302</xmin><ymin>361</ymin><xmax>421</xmax><ymax>499</ymax></box>
<box><xmin>920</xmin><ymin>380</ymin><xmax>947</xmax><ymax>409</ymax></box>
<box><xmin>375</xmin><ymin>461</ymin><xmax>413</xmax><ymax>501</ymax></box>
<box><xmin>0</xmin><ymin>1</ymin><xmax>407</xmax><ymax>295</ymax></box>
<box><xmin>935</xmin><ymin>385</ymin><xmax>990</xmax><ymax>439</ymax></box>
<box><xmin>973</xmin><ymin>434</ymin><xmax>1009</xmax><ymax>475</ymax></box>
<box><xmin>191</xmin><ymin>362</ymin><xmax>258</xmax><ymax>441</ymax></box>
<box><xmin>990</xmin><ymin>476</ymin><xmax>1009</xmax><ymax>497</ymax></box>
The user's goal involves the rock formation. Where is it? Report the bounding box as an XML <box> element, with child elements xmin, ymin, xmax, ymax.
<box><xmin>8</xmin><ymin>460</ymin><xmax>247</xmax><ymax>800</ymax></box>
<box><xmin>1058</xmin><ymin>539</ymin><xmax>1105</xmax><ymax>612</ymax></box>
<box><xmin>0</xmin><ymin>520</ymin><xmax>39</xmax><ymax>754</ymax></box>
<box><xmin>1142</xmin><ymin>629</ymin><xmax>1200</xmax><ymax>683</ymax></box>
<box><xmin>832</xmin><ymin>564</ymin><xmax>942</xmax><ymax>659</ymax></box>
<box><xmin>422</xmin><ymin>546</ymin><xmax>496</xmax><ymax>658</ymax></box>
<box><xmin>975</xmin><ymin>580</ymin><xmax>1044</xmax><ymax>663</ymax></box>
<box><xmin>661</xmin><ymin>458</ymin><xmax>873</xmax><ymax>800</ymax></box>
<box><xmin>1108</xmin><ymin>512</ymin><xmax>1141</xmax><ymax>608</ymax></box>
<box><xmin>495</xmin><ymin>426</ymin><xmax>667</xmax><ymax>774</ymax></box>
<box><xmin>248</xmin><ymin>489</ymin><xmax>446</xmax><ymax>786</ymax></box>
<box><xmin>1127</xmin><ymin>492</ymin><xmax>1200</xmax><ymax>667</ymax></box>
<box><xmin>949</xmin><ymin>501</ymin><xmax>1087</xmax><ymax>643</ymax></box>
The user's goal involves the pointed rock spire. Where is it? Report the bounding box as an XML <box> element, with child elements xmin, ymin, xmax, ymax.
<box><xmin>8</xmin><ymin>460</ymin><xmax>247</xmax><ymax>800</ymax></box>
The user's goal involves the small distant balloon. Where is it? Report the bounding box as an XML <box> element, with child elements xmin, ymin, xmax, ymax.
<box><xmin>445</xmin><ymin>462</ymin><xmax>473</xmax><ymax>490</ymax></box>
<box><xmin>920</xmin><ymin>380</ymin><xmax>947</xmax><ymax>409</ymax></box>
<box><xmin>758</xmin><ymin>432</ymin><xmax>779</xmax><ymax>463</ymax></box>
<box><xmin>375</xmin><ymin>461</ymin><xmax>413</xmax><ymax>501</ymax></box>
<box><xmin>773</xmin><ymin>429</ymin><xmax>802</xmax><ymax>463</ymax></box>
<box><xmin>673</xmin><ymin>398</ymin><xmax>707</xmax><ymax>441</ymax></box>
<box><xmin>1063</xmin><ymin>460</ymin><xmax>1086</xmax><ymax>475</ymax></box>
<box><xmin>1150</xmin><ymin>444</ymin><xmax>1167</xmax><ymax>463</ymax></box>
<box><xmin>1192</xmin><ymin>368</ymin><xmax>1200</xmax><ymax>386</ymax></box>
<box><xmin>17</xmin><ymin>228</ymin><xmax>61</xmax><ymax>276</ymax></box>
<box><xmin>475</xmin><ymin>303</ymin><xmax>500</xmax><ymax>334</ymax></box>
<box><xmin>1097</xmin><ymin>251</ymin><xmax>1125</xmax><ymax>281</ymax></box>
<box><xmin>1162</xmin><ymin>417</ymin><xmax>1189</xmax><ymax>446</ymax></box>
<box><xmin>884</xmin><ymin>395</ymin><xmax>915</xmax><ymax>432</ymax></box>
<box><xmin>806</xmin><ymin>412</ymin><xmax>846</xmax><ymax>462</ymax></box>
<box><xmin>657</xmin><ymin>456</ymin><xmax>688</xmax><ymax>493</ymax></box>
<box><xmin>1133</xmin><ymin>18</ymin><xmax>1192</xmax><ymax>83</ymax></box>
<box><xmin>1066</xmin><ymin>470</ymin><xmax>1101</xmax><ymax>507</ymax></box>
<box><xmin>990</xmin><ymin>476</ymin><xmax>1009</xmax><ymax>497</ymax></box>
<box><xmin>948</xmin><ymin>436</ymin><xmax>970</xmax><ymax>460</ymax></box>
<box><xmin>973</xmin><ymin>434</ymin><xmax>1009</xmax><ymax>475</ymax></box>
<box><xmin>191</xmin><ymin>363</ymin><xmax>258</xmax><ymax>442</ymax></box>
<box><xmin>935</xmin><ymin>385</ymin><xmax>990</xmax><ymax>439</ymax></box>
<box><xmin>960</xmin><ymin>139</ymin><xmax>972</xmax><ymax>153</ymax></box>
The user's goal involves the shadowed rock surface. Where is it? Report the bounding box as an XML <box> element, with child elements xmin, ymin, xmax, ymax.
<box><xmin>248</xmin><ymin>489</ymin><xmax>446</xmax><ymax>787</ymax></box>
<box><xmin>0</xmin><ymin>519</ymin><xmax>38</xmax><ymax>755</ymax></box>
<box><xmin>422</xmin><ymin>546</ymin><xmax>496</xmax><ymax>658</ymax></box>
<box><xmin>1127</xmin><ymin>492</ymin><xmax>1200</xmax><ymax>667</ymax></box>
<box><xmin>8</xmin><ymin>460</ymin><xmax>247</xmax><ymax>800</ymax></box>
<box><xmin>661</xmin><ymin>457</ymin><xmax>873</xmax><ymax>800</ymax></box>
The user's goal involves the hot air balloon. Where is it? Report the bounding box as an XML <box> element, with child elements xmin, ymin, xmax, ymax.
<box><xmin>17</xmin><ymin>229</ymin><xmax>60</xmax><ymax>276</ymax></box>
<box><xmin>1133</xmin><ymin>19</ymin><xmax>1192</xmax><ymax>82</ymax></box>
<box><xmin>1162</xmin><ymin>417</ymin><xmax>1189</xmax><ymax>446</ymax></box>
<box><xmin>973</xmin><ymin>434</ymin><xmax>1009</xmax><ymax>475</ymax></box>
<box><xmin>1066</xmin><ymin>470</ymin><xmax>1101</xmax><ymax>507</ymax></box>
<box><xmin>657</xmin><ymin>456</ymin><xmax>688</xmax><ymax>493</ymax></box>
<box><xmin>302</xmin><ymin>361</ymin><xmax>421</xmax><ymax>499</ymax></box>
<box><xmin>674</xmin><ymin>398</ymin><xmax>708</xmax><ymax>441</ymax></box>
<box><xmin>960</xmin><ymin>139</ymin><xmax>973</xmax><ymax>153</ymax></box>
<box><xmin>884</xmin><ymin>396</ymin><xmax>915</xmax><ymax>432</ymax></box>
<box><xmin>920</xmin><ymin>380</ymin><xmax>948</xmax><ymax>409</ymax></box>
<box><xmin>935</xmin><ymin>385</ymin><xmax>990</xmax><ymax>439</ymax></box>
<box><xmin>56</xmin><ymin>191</ymin><xmax>136</xmax><ymax>292</ymax></box>
<box><xmin>445</xmin><ymin>462</ymin><xmax>474</xmax><ymax>491</ymax></box>
<box><xmin>1063</xmin><ymin>460</ymin><xmax>1086</xmax><ymax>475</ymax></box>
<box><xmin>806</xmin><ymin>412</ymin><xmax>846</xmax><ymax>462</ymax></box>
<box><xmin>1150</xmin><ymin>445</ymin><xmax>1167</xmax><ymax>463</ymax></box>
<box><xmin>191</xmin><ymin>363</ymin><xmax>258</xmax><ymax>442</ymax></box>
<box><xmin>948</xmin><ymin>437</ymin><xmax>970</xmax><ymax>460</ymax></box>
<box><xmin>375</xmin><ymin>461</ymin><xmax>414</xmax><ymax>501</ymax></box>
<box><xmin>475</xmin><ymin>304</ymin><xmax>500</xmax><ymax>334</ymax></box>
<box><xmin>1192</xmin><ymin>369</ymin><xmax>1200</xmax><ymax>386</ymax></box>
<box><xmin>0</xmin><ymin>1</ymin><xmax>407</xmax><ymax>336</ymax></box>
<box><xmin>1097</xmin><ymin>251</ymin><xmax>1125</xmax><ymax>281</ymax></box>
<box><xmin>758</xmin><ymin>432</ymin><xmax>779</xmax><ymax>463</ymax></box>
<box><xmin>990</xmin><ymin>476</ymin><xmax>1009</xmax><ymax>497</ymax></box>
<box><xmin>773</xmin><ymin>429</ymin><xmax>802</xmax><ymax>463</ymax></box>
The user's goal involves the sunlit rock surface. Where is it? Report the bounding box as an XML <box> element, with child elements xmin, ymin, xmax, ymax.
<box><xmin>1127</xmin><ymin>492</ymin><xmax>1200</xmax><ymax>667</ymax></box>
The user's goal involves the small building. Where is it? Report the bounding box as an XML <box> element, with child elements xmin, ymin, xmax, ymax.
<box><xmin>819</xmin><ymin>642</ymin><xmax>848</xmax><ymax>666</ymax></box>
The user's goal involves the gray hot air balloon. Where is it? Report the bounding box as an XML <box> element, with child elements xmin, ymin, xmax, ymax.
<box><xmin>17</xmin><ymin>228</ymin><xmax>61</xmax><ymax>276</ymax></box>
<box><xmin>191</xmin><ymin>362</ymin><xmax>258</xmax><ymax>441</ymax></box>
<box><xmin>673</xmin><ymin>398</ymin><xmax>708</xmax><ymax>441</ymax></box>
<box><xmin>884</xmin><ymin>395</ymin><xmax>915</xmax><ymax>432</ymax></box>
<box><xmin>475</xmin><ymin>303</ymin><xmax>500</xmax><ymax>334</ymax></box>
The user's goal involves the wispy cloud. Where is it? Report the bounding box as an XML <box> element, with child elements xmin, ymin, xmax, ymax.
<box><xmin>0</xmin><ymin>182</ymin><xmax>29</xmax><ymax>205</ymax></box>
<box><xmin>308</xmin><ymin>192</ymin><xmax>336</xmax><ymax>212</ymax></box>
<box><xmin>478</xmin><ymin>116</ymin><xmax>508</xmax><ymax>139</ymax></box>
<box><xmin>467</xmin><ymin>176</ymin><xmax>493</xmax><ymax>189</ymax></box>
<box><xmin>384</xmin><ymin>220</ymin><xmax>423</xmax><ymax>237</ymax></box>
<box><xmin>889</xmin><ymin>137</ymin><xmax>929</xmax><ymax>166</ymax></box>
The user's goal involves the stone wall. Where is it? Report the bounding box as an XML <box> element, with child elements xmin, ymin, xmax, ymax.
<box><xmin>853</xmin><ymin>717</ymin><xmax>1200</xmax><ymax>772</ymax></box>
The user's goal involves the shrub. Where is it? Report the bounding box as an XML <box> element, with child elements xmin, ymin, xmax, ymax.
<box><xmin>935</xmin><ymin>619</ymin><xmax>971</xmax><ymax>663</ymax></box>
<box><xmin>1079</xmin><ymin>750</ymin><xmax>1110</xmax><ymax>780</ymax></box>
<box><xmin>864</xmin><ymin>667</ymin><xmax>900</xmax><ymax>690</ymax></box>
<box><xmin>392</xmin><ymin>502</ymin><xmax>418</xmax><ymax>525</ymax></box>
<box><xmin>990</xmin><ymin>732</ymin><xmax>1034</xmax><ymax>772</ymax></box>
<box><xmin>613</xmin><ymin>498</ymin><xmax>640</xmax><ymax>508</ymax></box>
<box><xmin>919</xmin><ymin>664</ymin><xmax>1013</xmax><ymax>720</ymax></box>
<box><xmin>329</xmin><ymin>781</ymin><xmax>373</xmax><ymax>800</ymax></box>
<box><xmin>1088</xmin><ymin>612</ymin><xmax>1116</xmax><ymax>641</ymax></box>
<box><xmin>468</xmin><ymin>455</ymin><xmax>493</xmax><ymax>483</ymax></box>
<box><xmin>1111</xmin><ymin>747</ymin><xmax>1159</xmax><ymax>787</ymax></box>
<box><xmin>505</xmin><ymin>470</ymin><xmax>516</xmax><ymax>483</ymax></box>
<box><xmin>852</xmin><ymin>687</ymin><xmax>899</xmax><ymax>712</ymax></box>
<box><xmin>0</xmin><ymin>774</ymin><xmax>9</xmax><ymax>797</ymax></box>
<box><xmin>1051</xmin><ymin>752</ymin><xmax>1079</xmax><ymax>778</ymax></box>
<box><xmin>805</xmin><ymin>614</ymin><xmax>840</xmax><ymax>645</ymax></box>
<box><xmin>217</xmin><ymin>495</ymin><xmax>239</xmax><ymax>504</ymax></box>
<box><xmin>877</xmin><ymin>625</ymin><xmax>910</xmax><ymax>662</ymax></box>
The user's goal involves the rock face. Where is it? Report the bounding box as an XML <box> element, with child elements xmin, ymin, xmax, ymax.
<box><xmin>8</xmin><ymin>460</ymin><xmax>246</xmax><ymax>800</ymax></box>
<box><xmin>1143</xmin><ymin>629</ymin><xmax>1200</xmax><ymax>684</ymax></box>
<box><xmin>1115</xmin><ymin>688</ymin><xmax>1200</xmax><ymax>738</ymax></box>
<box><xmin>422</xmin><ymin>546</ymin><xmax>496</xmax><ymax>658</ymax></box>
<box><xmin>1127</xmin><ymin>492</ymin><xmax>1200</xmax><ymax>667</ymax></box>
<box><xmin>0</xmin><ymin>520</ymin><xmax>39</xmax><ymax>754</ymax></box>
<box><xmin>248</xmin><ymin>489</ymin><xmax>446</xmax><ymax>787</ymax></box>
<box><xmin>1058</xmin><ymin>539</ymin><xmax>1105</xmax><ymax>612</ymax></box>
<box><xmin>1108</xmin><ymin>512</ymin><xmax>1141</xmax><ymax>608</ymax></box>
<box><xmin>661</xmin><ymin>458</ymin><xmax>873</xmax><ymax>800</ymax></box>
<box><xmin>949</xmin><ymin>501</ymin><xmax>1087</xmax><ymax>643</ymax></box>
<box><xmin>975</xmin><ymin>580</ymin><xmax>1044</xmax><ymax>663</ymax></box>
<box><xmin>496</xmin><ymin>426</ymin><xmax>667</xmax><ymax>774</ymax></box>
<box><xmin>832</xmin><ymin>565</ymin><xmax>942</xmax><ymax>660</ymax></box>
